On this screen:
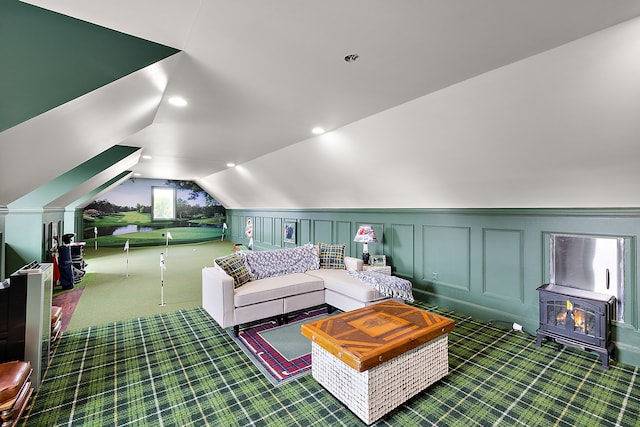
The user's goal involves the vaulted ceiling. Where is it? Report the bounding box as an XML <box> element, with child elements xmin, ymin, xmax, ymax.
<box><xmin>3</xmin><ymin>1</ymin><xmax>640</xmax><ymax>209</ymax></box>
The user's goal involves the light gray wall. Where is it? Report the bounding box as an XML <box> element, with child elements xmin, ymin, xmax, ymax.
<box><xmin>200</xmin><ymin>17</ymin><xmax>640</xmax><ymax>209</ymax></box>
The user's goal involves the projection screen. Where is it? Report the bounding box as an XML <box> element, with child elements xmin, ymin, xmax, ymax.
<box><xmin>152</xmin><ymin>186</ymin><xmax>176</xmax><ymax>221</ymax></box>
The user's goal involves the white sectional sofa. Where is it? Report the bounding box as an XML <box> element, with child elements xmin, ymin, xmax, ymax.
<box><xmin>202</xmin><ymin>243</ymin><xmax>392</xmax><ymax>335</ymax></box>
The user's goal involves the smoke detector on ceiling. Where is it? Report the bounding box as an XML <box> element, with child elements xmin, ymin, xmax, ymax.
<box><xmin>344</xmin><ymin>54</ymin><xmax>359</xmax><ymax>63</ymax></box>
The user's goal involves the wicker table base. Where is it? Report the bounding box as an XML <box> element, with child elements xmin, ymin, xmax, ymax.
<box><xmin>302</xmin><ymin>301</ymin><xmax>454</xmax><ymax>424</ymax></box>
<box><xmin>311</xmin><ymin>335</ymin><xmax>448</xmax><ymax>424</ymax></box>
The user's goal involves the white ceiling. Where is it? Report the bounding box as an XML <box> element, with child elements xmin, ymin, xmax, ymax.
<box><xmin>9</xmin><ymin>0</ymin><xmax>640</xmax><ymax>208</ymax></box>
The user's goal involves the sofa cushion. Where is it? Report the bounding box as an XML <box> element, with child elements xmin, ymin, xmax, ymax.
<box><xmin>234</xmin><ymin>273</ymin><xmax>324</xmax><ymax>307</ymax></box>
<box><xmin>318</xmin><ymin>243</ymin><xmax>345</xmax><ymax>269</ymax></box>
<box><xmin>241</xmin><ymin>244</ymin><xmax>320</xmax><ymax>280</ymax></box>
<box><xmin>214</xmin><ymin>254</ymin><xmax>252</xmax><ymax>288</ymax></box>
<box><xmin>306</xmin><ymin>269</ymin><xmax>384</xmax><ymax>302</ymax></box>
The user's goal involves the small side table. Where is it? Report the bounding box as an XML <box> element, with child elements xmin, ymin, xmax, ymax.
<box><xmin>363</xmin><ymin>265</ymin><xmax>391</xmax><ymax>275</ymax></box>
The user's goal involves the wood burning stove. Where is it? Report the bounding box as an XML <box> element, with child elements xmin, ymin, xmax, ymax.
<box><xmin>536</xmin><ymin>284</ymin><xmax>616</xmax><ymax>369</ymax></box>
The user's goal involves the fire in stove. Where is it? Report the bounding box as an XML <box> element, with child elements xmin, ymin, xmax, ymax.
<box><xmin>552</xmin><ymin>306</ymin><xmax>594</xmax><ymax>335</ymax></box>
<box><xmin>573</xmin><ymin>309</ymin><xmax>588</xmax><ymax>334</ymax></box>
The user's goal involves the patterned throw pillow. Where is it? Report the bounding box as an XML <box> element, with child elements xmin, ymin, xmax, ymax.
<box><xmin>214</xmin><ymin>254</ymin><xmax>252</xmax><ymax>288</ymax></box>
<box><xmin>318</xmin><ymin>243</ymin><xmax>346</xmax><ymax>269</ymax></box>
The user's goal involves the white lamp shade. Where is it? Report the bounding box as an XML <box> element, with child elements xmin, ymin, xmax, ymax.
<box><xmin>353</xmin><ymin>225</ymin><xmax>378</xmax><ymax>243</ymax></box>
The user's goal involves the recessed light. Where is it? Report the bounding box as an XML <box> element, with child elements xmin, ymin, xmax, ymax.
<box><xmin>142</xmin><ymin>155</ymin><xmax>152</xmax><ymax>160</ymax></box>
<box><xmin>168</xmin><ymin>96</ymin><xmax>187</xmax><ymax>107</ymax></box>
<box><xmin>312</xmin><ymin>127</ymin><xmax>325</xmax><ymax>135</ymax></box>
<box><xmin>226</xmin><ymin>163</ymin><xmax>236</xmax><ymax>168</ymax></box>
<box><xmin>133</xmin><ymin>173</ymin><xmax>142</xmax><ymax>177</ymax></box>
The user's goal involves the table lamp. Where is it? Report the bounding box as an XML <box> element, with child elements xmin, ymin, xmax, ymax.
<box><xmin>353</xmin><ymin>225</ymin><xmax>378</xmax><ymax>265</ymax></box>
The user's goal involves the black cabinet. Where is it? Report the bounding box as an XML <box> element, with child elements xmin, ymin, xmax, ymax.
<box><xmin>0</xmin><ymin>263</ymin><xmax>52</xmax><ymax>389</ymax></box>
<box><xmin>0</xmin><ymin>278</ymin><xmax>27</xmax><ymax>362</ymax></box>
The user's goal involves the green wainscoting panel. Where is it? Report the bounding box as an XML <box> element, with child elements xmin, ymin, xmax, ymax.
<box><xmin>423</xmin><ymin>225</ymin><xmax>470</xmax><ymax>291</ymax></box>
<box><xmin>228</xmin><ymin>215</ymin><xmax>237</xmax><ymax>240</ymax></box>
<box><xmin>254</xmin><ymin>216</ymin><xmax>262</xmax><ymax>242</ymax></box>
<box><xmin>390</xmin><ymin>223</ymin><xmax>414</xmax><ymax>278</ymax></box>
<box><xmin>230</xmin><ymin>215</ymin><xmax>248</xmax><ymax>243</ymax></box>
<box><xmin>262</xmin><ymin>217</ymin><xmax>274</xmax><ymax>246</ymax></box>
<box><xmin>483</xmin><ymin>228</ymin><xmax>524</xmax><ymax>302</ymax></box>
<box><xmin>253</xmin><ymin>216</ymin><xmax>261</xmax><ymax>244</ymax></box>
<box><xmin>227</xmin><ymin>207</ymin><xmax>640</xmax><ymax>367</ymax></box>
<box><xmin>313</xmin><ymin>220</ymin><xmax>333</xmax><ymax>245</ymax></box>
<box><xmin>275</xmin><ymin>218</ymin><xmax>283</xmax><ymax>247</ymax></box>
<box><xmin>336</xmin><ymin>221</ymin><xmax>353</xmax><ymax>252</ymax></box>
<box><xmin>232</xmin><ymin>215</ymin><xmax>242</xmax><ymax>241</ymax></box>
<box><xmin>299</xmin><ymin>219</ymin><xmax>312</xmax><ymax>245</ymax></box>
<box><xmin>372</xmin><ymin>223</ymin><xmax>384</xmax><ymax>256</ymax></box>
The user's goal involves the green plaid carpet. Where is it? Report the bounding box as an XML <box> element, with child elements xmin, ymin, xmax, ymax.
<box><xmin>22</xmin><ymin>302</ymin><xmax>640</xmax><ymax>426</ymax></box>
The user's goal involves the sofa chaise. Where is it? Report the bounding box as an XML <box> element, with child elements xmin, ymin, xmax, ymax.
<box><xmin>202</xmin><ymin>243</ymin><xmax>395</xmax><ymax>335</ymax></box>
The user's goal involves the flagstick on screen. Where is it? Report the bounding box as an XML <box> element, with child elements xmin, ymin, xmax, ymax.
<box><xmin>165</xmin><ymin>231</ymin><xmax>173</xmax><ymax>256</ymax></box>
<box><xmin>159</xmin><ymin>252</ymin><xmax>166</xmax><ymax>306</ymax></box>
<box><xmin>124</xmin><ymin>240</ymin><xmax>130</xmax><ymax>277</ymax></box>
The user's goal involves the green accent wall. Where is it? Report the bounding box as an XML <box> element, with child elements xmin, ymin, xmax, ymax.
<box><xmin>9</xmin><ymin>146</ymin><xmax>140</xmax><ymax>209</ymax></box>
<box><xmin>4</xmin><ymin>146</ymin><xmax>141</xmax><ymax>273</ymax></box>
<box><xmin>0</xmin><ymin>0</ymin><xmax>179</xmax><ymax>132</ymax></box>
<box><xmin>65</xmin><ymin>170</ymin><xmax>133</xmax><ymax>211</ymax></box>
<box><xmin>4</xmin><ymin>208</ymin><xmax>64</xmax><ymax>275</ymax></box>
<box><xmin>228</xmin><ymin>207</ymin><xmax>640</xmax><ymax>367</ymax></box>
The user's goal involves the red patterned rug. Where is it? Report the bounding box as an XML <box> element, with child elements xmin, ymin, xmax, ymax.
<box><xmin>51</xmin><ymin>287</ymin><xmax>84</xmax><ymax>333</ymax></box>
<box><xmin>228</xmin><ymin>308</ymin><xmax>331</xmax><ymax>386</ymax></box>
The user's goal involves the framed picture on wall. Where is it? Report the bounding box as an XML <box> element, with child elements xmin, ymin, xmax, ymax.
<box><xmin>284</xmin><ymin>220</ymin><xmax>297</xmax><ymax>244</ymax></box>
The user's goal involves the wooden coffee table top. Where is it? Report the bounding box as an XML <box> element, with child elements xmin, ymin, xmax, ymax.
<box><xmin>301</xmin><ymin>300</ymin><xmax>455</xmax><ymax>372</ymax></box>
